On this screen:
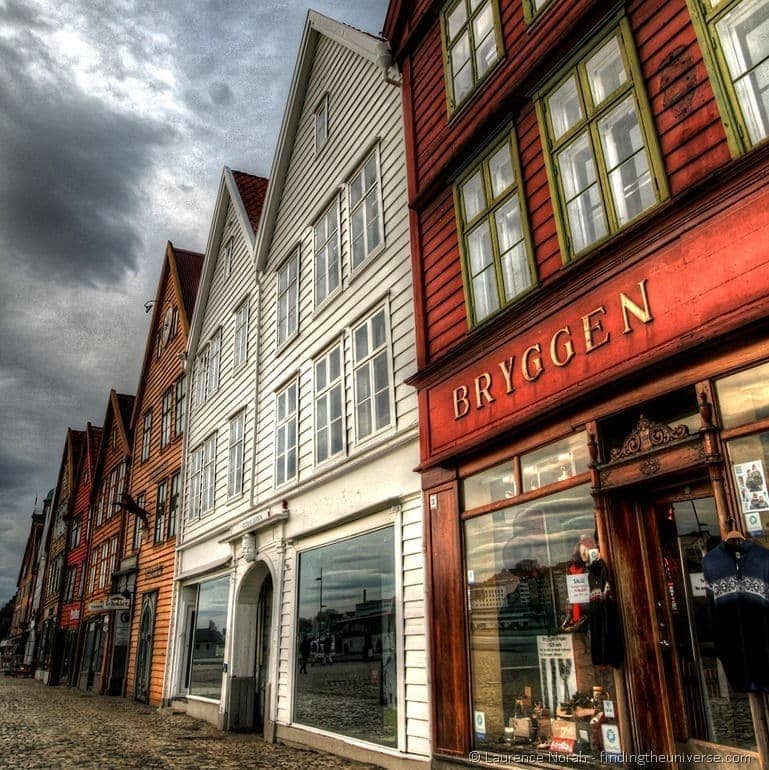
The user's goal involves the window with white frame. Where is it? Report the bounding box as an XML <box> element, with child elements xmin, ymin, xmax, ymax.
<box><xmin>108</xmin><ymin>536</ymin><xmax>118</xmax><ymax>577</ymax></box>
<box><xmin>175</xmin><ymin>376</ymin><xmax>186</xmax><ymax>436</ymax></box>
<box><xmin>168</xmin><ymin>471</ymin><xmax>180</xmax><ymax>537</ymax></box>
<box><xmin>228</xmin><ymin>411</ymin><xmax>246</xmax><ymax>497</ymax></box>
<box><xmin>133</xmin><ymin>494</ymin><xmax>145</xmax><ymax>552</ymax></box>
<box><xmin>161</xmin><ymin>388</ymin><xmax>173</xmax><ymax>448</ymax></box>
<box><xmin>349</xmin><ymin>153</ymin><xmax>383</xmax><ymax>269</ymax></box>
<box><xmin>195</xmin><ymin>346</ymin><xmax>209</xmax><ymax>405</ymax></box>
<box><xmin>314</xmin><ymin>344</ymin><xmax>344</xmax><ymax>463</ymax></box>
<box><xmin>208</xmin><ymin>329</ymin><xmax>222</xmax><ymax>395</ymax></box>
<box><xmin>233</xmin><ymin>299</ymin><xmax>249</xmax><ymax>369</ymax></box>
<box><xmin>188</xmin><ymin>446</ymin><xmax>203</xmax><ymax>520</ymax></box>
<box><xmin>275</xmin><ymin>381</ymin><xmax>298</xmax><ymax>486</ymax></box>
<box><xmin>201</xmin><ymin>434</ymin><xmax>217</xmax><ymax>513</ymax></box>
<box><xmin>154</xmin><ymin>480</ymin><xmax>167</xmax><ymax>543</ymax></box>
<box><xmin>141</xmin><ymin>410</ymin><xmax>152</xmax><ymax>462</ymax></box>
<box><xmin>313</xmin><ymin>200</ymin><xmax>340</xmax><ymax>306</ymax></box>
<box><xmin>221</xmin><ymin>236</ymin><xmax>234</xmax><ymax>278</ymax></box>
<box><xmin>353</xmin><ymin>308</ymin><xmax>393</xmax><ymax>440</ymax></box>
<box><xmin>315</xmin><ymin>94</ymin><xmax>329</xmax><ymax>153</ymax></box>
<box><xmin>277</xmin><ymin>251</ymin><xmax>299</xmax><ymax>347</ymax></box>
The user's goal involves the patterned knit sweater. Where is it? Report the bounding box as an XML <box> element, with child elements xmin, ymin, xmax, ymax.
<box><xmin>702</xmin><ymin>539</ymin><xmax>769</xmax><ymax>692</ymax></box>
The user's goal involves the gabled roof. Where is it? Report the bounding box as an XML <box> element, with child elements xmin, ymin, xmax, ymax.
<box><xmin>131</xmin><ymin>242</ymin><xmax>204</xmax><ymax>429</ymax></box>
<box><xmin>68</xmin><ymin>422</ymin><xmax>103</xmax><ymax>518</ymax></box>
<box><xmin>254</xmin><ymin>10</ymin><xmax>392</xmax><ymax>272</ymax></box>
<box><xmin>187</xmin><ymin>167</ymin><xmax>268</xmax><ymax>361</ymax></box>
<box><xmin>45</xmin><ymin>427</ymin><xmax>86</xmax><ymax>550</ymax></box>
<box><xmin>91</xmin><ymin>390</ymin><xmax>135</xmax><ymax>503</ymax></box>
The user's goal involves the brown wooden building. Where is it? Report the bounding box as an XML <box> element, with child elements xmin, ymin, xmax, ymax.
<box><xmin>79</xmin><ymin>390</ymin><xmax>134</xmax><ymax>695</ymax></box>
<box><xmin>385</xmin><ymin>0</ymin><xmax>769</xmax><ymax>767</ymax></box>
<box><xmin>123</xmin><ymin>242</ymin><xmax>203</xmax><ymax>705</ymax></box>
<box><xmin>36</xmin><ymin>429</ymin><xmax>85</xmax><ymax>685</ymax></box>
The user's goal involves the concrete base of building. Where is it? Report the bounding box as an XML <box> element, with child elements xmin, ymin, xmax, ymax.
<box><xmin>275</xmin><ymin>723</ymin><xmax>429</xmax><ymax>769</ymax></box>
<box><xmin>170</xmin><ymin>697</ymin><xmax>223</xmax><ymax>729</ymax></box>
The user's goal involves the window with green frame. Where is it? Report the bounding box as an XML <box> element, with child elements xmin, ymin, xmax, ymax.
<box><xmin>536</xmin><ymin>21</ymin><xmax>668</xmax><ymax>259</ymax></box>
<box><xmin>522</xmin><ymin>0</ymin><xmax>555</xmax><ymax>25</ymax></box>
<box><xmin>442</xmin><ymin>0</ymin><xmax>503</xmax><ymax>111</ymax></box>
<box><xmin>455</xmin><ymin>131</ymin><xmax>535</xmax><ymax>324</ymax></box>
<box><xmin>688</xmin><ymin>0</ymin><xmax>769</xmax><ymax>154</ymax></box>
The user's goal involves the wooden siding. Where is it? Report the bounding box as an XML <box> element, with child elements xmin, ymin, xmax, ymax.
<box><xmin>401</xmin><ymin>0</ymin><xmax>735</xmax><ymax>362</ymax></box>
<box><xmin>124</xmin><ymin>255</ymin><xmax>193</xmax><ymax>706</ymax></box>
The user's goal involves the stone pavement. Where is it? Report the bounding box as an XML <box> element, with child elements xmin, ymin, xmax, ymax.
<box><xmin>0</xmin><ymin>675</ymin><xmax>380</xmax><ymax>769</ymax></box>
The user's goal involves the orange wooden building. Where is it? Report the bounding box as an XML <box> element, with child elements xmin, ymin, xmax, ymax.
<box><xmin>386</xmin><ymin>0</ymin><xmax>769</xmax><ymax>767</ymax></box>
<box><xmin>58</xmin><ymin>422</ymin><xmax>102</xmax><ymax>685</ymax></box>
<box><xmin>79</xmin><ymin>390</ymin><xmax>134</xmax><ymax>695</ymax></box>
<box><xmin>123</xmin><ymin>242</ymin><xmax>203</xmax><ymax>705</ymax></box>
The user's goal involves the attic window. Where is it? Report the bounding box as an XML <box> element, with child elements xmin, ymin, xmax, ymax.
<box><xmin>315</xmin><ymin>95</ymin><xmax>329</xmax><ymax>154</ymax></box>
<box><xmin>221</xmin><ymin>237</ymin><xmax>234</xmax><ymax>278</ymax></box>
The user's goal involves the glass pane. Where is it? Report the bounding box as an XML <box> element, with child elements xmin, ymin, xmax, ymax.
<box><xmin>331</xmin><ymin>420</ymin><xmax>344</xmax><ymax>454</ymax></box>
<box><xmin>452</xmin><ymin>31</ymin><xmax>471</xmax><ymax>75</ymax></box>
<box><xmin>488</xmin><ymin>142</ymin><xmax>515</xmax><ymax>198</ymax></box>
<box><xmin>549</xmin><ymin>76</ymin><xmax>583</xmax><ymax>141</ymax></box>
<box><xmin>366</xmin><ymin>189</ymin><xmax>381</xmax><ymax>250</ymax></box>
<box><xmin>316</xmin><ymin>428</ymin><xmax>328</xmax><ymax>463</ymax></box>
<box><xmin>329</xmin><ymin>348</ymin><xmax>341</xmax><ymax>381</ymax></box>
<box><xmin>464</xmin><ymin>485</ymin><xmax>618</xmax><ymax>760</ymax></box>
<box><xmin>453</xmin><ymin>57</ymin><xmax>474</xmax><ymax>105</ymax></box>
<box><xmin>734</xmin><ymin>59</ymin><xmax>769</xmax><ymax>144</ymax></box>
<box><xmin>586</xmin><ymin>36</ymin><xmax>628</xmax><ymax>107</ymax></box>
<box><xmin>373</xmin><ymin>351</ymin><xmax>389</xmax><ymax>391</ymax></box>
<box><xmin>473</xmin><ymin>6</ymin><xmax>498</xmax><ymax>78</ymax></box>
<box><xmin>330</xmin><ymin>385</ymin><xmax>342</xmax><ymax>419</ymax></box>
<box><xmin>447</xmin><ymin>0</ymin><xmax>467</xmax><ymax>42</ymax></box>
<box><xmin>716</xmin><ymin>360</ymin><xmax>769</xmax><ymax>428</ymax></box>
<box><xmin>495</xmin><ymin>196</ymin><xmax>530</xmax><ymax>301</ymax></box>
<box><xmin>357</xmin><ymin>402</ymin><xmax>372</xmax><ymax>438</ymax></box>
<box><xmin>354</xmin><ymin>324</ymin><xmax>369</xmax><ymax>361</ymax></box>
<box><xmin>598</xmin><ymin>96</ymin><xmax>655</xmax><ymax>223</ymax></box>
<box><xmin>467</xmin><ymin>220</ymin><xmax>493</xmax><ymax>275</ymax></box>
<box><xmin>351</xmin><ymin>206</ymin><xmax>365</xmax><ymax>267</ymax></box>
<box><xmin>472</xmin><ymin>269</ymin><xmax>499</xmax><ymax>321</ymax></box>
<box><xmin>317</xmin><ymin>396</ymin><xmax>328</xmax><ymax>427</ymax></box>
<box><xmin>462</xmin><ymin>171</ymin><xmax>486</xmax><ymax>221</ymax></box>
<box><xmin>375</xmin><ymin>391</ymin><xmax>391</xmax><ymax>429</ymax></box>
<box><xmin>294</xmin><ymin>528</ymin><xmax>397</xmax><ymax>746</ymax></box>
<box><xmin>350</xmin><ymin>172</ymin><xmax>364</xmax><ymax>206</ymax></box>
<box><xmin>188</xmin><ymin>577</ymin><xmax>229</xmax><ymax>700</ymax></box>
<box><xmin>356</xmin><ymin>365</ymin><xmax>371</xmax><ymax>401</ymax></box>
<box><xmin>364</xmin><ymin>156</ymin><xmax>378</xmax><ymax>189</ymax></box>
<box><xmin>463</xmin><ymin>458</ymin><xmax>517</xmax><ymax>509</ymax></box>
<box><xmin>372</xmin><ymin>311</ymin><xmax>387</xmax><ymax>349</ymax></box>
<box><xmin>728</xmin><ymin>431</ymin><xmax>769</xmax><ymax>542</ymax></box>
<box><xmin>521</xmin><ymin>432</ymin><xmax>589</xmax><ymax>492</ymax></box>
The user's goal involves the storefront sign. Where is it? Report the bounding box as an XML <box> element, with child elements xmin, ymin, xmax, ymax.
<box><xmin>239</xmin><ymin>511</ymin><xmax>270</xmax><ymax>531</ymax></box>
<box><xmin>87</xmin><ymin>594</ymin><xmax>130</xmax><ymax>612</ymax></box>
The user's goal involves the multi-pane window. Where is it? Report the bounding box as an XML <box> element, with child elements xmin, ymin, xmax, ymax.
<box><xmin>221</xmin><ymin>237</ymin><xmax>234</xmax><ymax>278</ymax></box>
<box><xmin>195</xmin><ymin>346</ymin><xmax>209</xmax><ymax>405</ymax></box>
<box><xmin>691</xmin><ymin>0</ymin><xmax>769</xmax><ymax>151</ymax></box>
<box><xmin>154</xmin><ymin>480</ymin><xmax>167</xmax><ymax>543</ymax></box>
<box><xmin>208</xmin><ymin>330</ymin><xmax>222</xmax><ymax>396</ymax></box>
<box><xmin>353</xmin><ymin>308</ymin><xmax>392</xmax><ymax>441</ymax></box>
<box><xmin>70</xmin><ymin>517</ymin><xmax>81</xmax><ymax>549</ymax></box>
<box><xmin>201</xmin><ymin>434</ymin><xmax>217</xmax><ymax>514</ymax></box>
<box><xmin>63</xmin><ymin>566</ymin><xmax>76</xmax><ymax>603</ymax></box>
<box><xmin>188</xmin><ymin>446</ymin><xmax>203</xmax><ymax>520</ymax></box>
<box><xmin>442</xmin><ymin>0</ymin><xmax>502</xmax><ymax>109</ymax></box>
<box><xmin>116</xmin><ymin>461</ymin><xmax>126</xmax><ymax>514</ymax></box>
<box><xmin>161</xmin><ymin>388</ymin><xmax>173</xmax><ymax>448</ymax></box>
<box><xmin>523</xmin><ymin>0</ymin><xmax>554</xmax><ymax>23</ymax></box>
<box><xmin>349</xmin><ymin>153</ymin><xmax>383</xmax><ymax>269</ymax></box>
<box><xmin>133</xmin><ymin>494</ymin><xmax>145</xmax><ymax>552</ymax></box>
<box><xmin>233</xmin><ymin>300</ymin><xmax>249</xmax><ymax>369</ymax></box>
<box><xmin>456</xmin><ymin>132</ymin><xmax>534</xmax><ymax>324</ymax></box>
<box><xmin>141</xmin><ymin>410</ymin><xmax>152</xmax><ymax>462</ymax></box>
<box><xmin>315</xmin><ymin>94</ymin><xmax>329</xmax><ymax>153</ymax></box>
<box><xmin>313</xmin><ymin>201</ymin><xmax>340</xmax><ymax>306</ymax></box>
<box><xmin>168</xmin><ymin>472</ymin><xmax>180</xmax><ymax>538</ymax></box>
<box><xmin>108</xmin><ymin>536</ymin><xmax>118</xmax><ymax>578</ymax></box>
<box><xmin>277</xmin><ymin>251</ymin><xmax>299</xmax><ymax>347</ymax></box>
<box><xmin>87</xmin><ymin>550</ymin><xmax>97</xmax><ymax>595</ymax></box>
<box><xmin>314</xmin><ymin>344</ymin><xmax>344</xmax><ymax>463</ymax></box>
<box><xmin>275</xmin><ymin>381</ymin><xmax>298</xmax><ymax>486</ymax></box>
<box><xmin>228</xmin><ymin>411</ymin><xmax>246</xmax><ymax>497</ymax></box>
<box><xmin>538</xmin><ymin>24</ymin><xmax>666</xmax><ymax>258</ymax></box>
<box><xmin>175</xmin><ymin>377</ymin><xmax>186</xmax><ymax>436</ymax></box>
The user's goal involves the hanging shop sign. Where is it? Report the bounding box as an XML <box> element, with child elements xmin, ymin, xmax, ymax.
<box><xmin>87</xmin><ymin>594</ymin><xmax>130</xmax><ymax>612</ymax></box>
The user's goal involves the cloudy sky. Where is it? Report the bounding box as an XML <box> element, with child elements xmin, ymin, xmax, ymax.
<box><xmin>0</xmin><ymin>0</ymin><xmax>387</xmax><ymax>606</ymax></box>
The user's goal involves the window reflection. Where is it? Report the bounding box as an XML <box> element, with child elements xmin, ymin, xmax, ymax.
<box><xmin>294</xmin><ymin>528</ymin><xmax>397</xmax><ymax>747</ymax></box>
<box><xmin>188</xmin><ymin>576</ymin><xmax>228</xmax><ymax>700</ymax></box>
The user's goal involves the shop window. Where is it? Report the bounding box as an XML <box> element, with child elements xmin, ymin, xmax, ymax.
<box><xmin>536</xmin><ymin>21</ymin><xmax>667</xmax><ymax>259</ymax></box>
<box><xmin>726</xmin><ymin>431</ymin><xmax>769</xmax><ymax>540</ymax></box>
<box><xmin>464</xmin><ymin>484</ymin><xmax>619</xmax><ymax>761</ymax></box>
<box><xmin>455</xmin><ymin>131</ymin><xmax>535</xmax><ymax>324</ymax></box>
<box><xmin>293</xmin><ymin>527</ymin><xmax>397</xmax><ymax>747</ymax></box>
<box><xmin>464</xmin><ymin>458</ymin><xmax>518</xmax><ymax>509</ymax></box>
<box><xmin>275</xmin><ymin>381</ymin><xmax>298</xmax><ymax>486</ymax></box>
<box><xmin>314</xmin><ymin>200</ymin><xmax>341</xmax><ymax>307</ymax></box>
<box><xmin>715</xmin><ymin>359</ymin><xmax>769</xmax><ymax>429</ymax></box>
<box><xmin>187</xmin><ymin>576</ymin><xmax>229</xmax><ymax>700</ymax></box>
<box><xmin>349</xmin><ymin>152</ymin><xmax>383</xmax><ymax>270</ymax></box>
<box><xmin>689</xmin><ymin>0</ymin><xmax>769</xmax><ymax>154</ymax></box>
<box><xmin>442</xmin><ymin>0</ymin><xmax>503</xmax><ymax>111</ymax></box>
<box><xmin>522</xmin><ymin>432</ymin><xmax>590</xmax><ymax>491</ymax></box>
<box><xmin>314</xmin><ymin>343</ymin><xmax>344</xmax><ymax>464</ymax></box>
<box><xmin>277</xmin><ymin>250</ymin><xmax>299</xmax><ymax>347</ymax></box>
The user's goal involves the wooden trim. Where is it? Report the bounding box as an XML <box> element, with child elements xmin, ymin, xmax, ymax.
<box><xmin>720</xmin><ymin>415</ymin><xmax>769</xmax><ymax>441</ymax></box>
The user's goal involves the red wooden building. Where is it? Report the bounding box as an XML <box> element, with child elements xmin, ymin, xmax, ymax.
<box><xmin>36</xmin><ymin>428</ymin><xmax>85</xmax><ymax>685</ymax></box>
<box><xmin>123</xmin><ymin>242</ymin><xmax>203</xmax><ymax>705</ymax></box>
<box><xmin>79</xmin><ymin>390</ymin><xmax>134</xmax><ymax>695</ymax></box>
<box><xmin>385</xmin><ymin>0</ymin><xmax>769</xmax><ymax>767</ymax></box>
<box><xmin>58</xmin><ymin>422</ymin><xmax>102</xmax><ymax>685</ymax></box>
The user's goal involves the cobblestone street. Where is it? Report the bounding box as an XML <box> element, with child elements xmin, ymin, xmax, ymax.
<box><xmin>0</xmin><ymin>676</ymin><xmax>379</xmax><ymax>769</ymax></box>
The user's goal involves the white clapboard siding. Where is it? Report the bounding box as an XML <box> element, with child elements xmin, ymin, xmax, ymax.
<box><xmin>183</xmin><ymin>193</ymin><xmax>259</xmax><ymax>544</ymax></box>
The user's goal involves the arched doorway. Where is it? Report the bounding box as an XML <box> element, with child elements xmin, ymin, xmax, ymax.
<box><xmin>134</xmin><ymin>594</ymin><xmax>156</xmax><ymax>703</ymax></box>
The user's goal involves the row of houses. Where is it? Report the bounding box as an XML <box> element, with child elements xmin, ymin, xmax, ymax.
<box><xmin>6</xmin><ymin>0</ymin><xmax>769</xmax><ymax>768</ymax></box>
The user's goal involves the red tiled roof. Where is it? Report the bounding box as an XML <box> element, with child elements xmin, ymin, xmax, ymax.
<box><xmin>172</xmin><ymin>247</ymin><xmax>204</xmax><ymax>326</ymax></box>
<box><xmin>232</xmin><ymin>171</ymin><xmax>268</xmax><ymax>236</ymax></box>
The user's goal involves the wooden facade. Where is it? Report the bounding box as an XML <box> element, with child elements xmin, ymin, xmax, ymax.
<box><xmin>79</xmin><ymin>389</ymin><xmax>134</xmax><ymax>695</ymax></box>
<box><xmin>58</xmin><ymin>422</ymin><xmax>102</xmax><ymax>685</ymax></box>
<box><xmin>386</xmin><ymin>0</ymin><xmax>769</xmax><ymax>767</ymax></box>
<box><xmin>122</xmin><ymin>243</ymin><xmax>203</xmax><ymax>706</ymax></box>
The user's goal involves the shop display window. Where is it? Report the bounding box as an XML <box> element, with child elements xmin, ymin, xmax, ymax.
<box><xmin>464</xmin><ymin>457</ymin><xmax>517</xmax><ymax>508</ymax></box>
<box><xmin>521</xmin><ymin>432</ymin><xmax>589</xmax><ymax>491</ymax></box>
<box><xmin>187</xmin><ymin>576</ymin><xmax>228</xmax><ymax>700</ymax></box>
<box><xmin>464</xmin><ymin>483</ymin><xmax>619</xmax><ymax>762</ymax></box>
<box><xmin>726</xmin><ymin>431</ymin><xmax>769</xmax><ymax>544</ymax></box>
<box><xmin>716</xmin><ymin>359</ymin><xmax>769</xmax><ymax>429</ymax></box>
<box><xmin>293</xmin><ymin>527</ymin><xmax>397</xmax><ymax>747</ymax></box>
